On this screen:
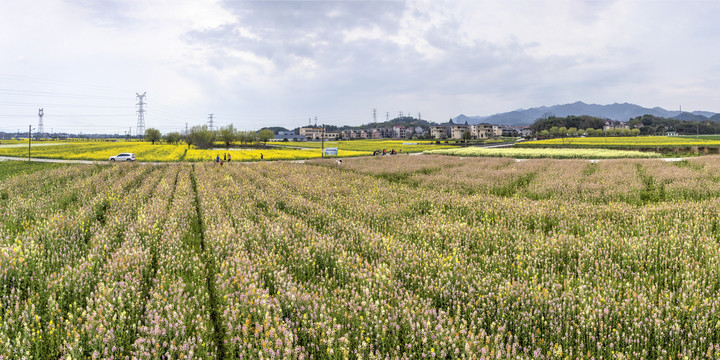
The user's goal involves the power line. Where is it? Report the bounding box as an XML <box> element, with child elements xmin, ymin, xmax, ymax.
<box><xmin>0</xmin><ymin>89</ymin><xmax>127</xmax><ymax>101</ymax></box>
<box><xmin>0</xmin><ymin>114</ymin><xmax>134</xmax><ymax>117</ymax></box>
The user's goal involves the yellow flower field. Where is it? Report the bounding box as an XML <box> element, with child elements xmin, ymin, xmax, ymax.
<box><xmin>0</xmin><ymin>142</ymin><xmax>186</xmax><ymax>161</ymax></box>
<box><xmin>0</xmin><ymin>141</ymin><xmax>369</xmax><ymax>162</ymax></box>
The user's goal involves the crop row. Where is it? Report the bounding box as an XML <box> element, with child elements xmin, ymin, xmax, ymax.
<box><xmin>4</xmin><ymin>158</ymin><xmax>720</xmax><ymax>358</ymax></box>
<box><xmin>325</xmin><ymin>155</ymin><xmax>720</xmax><ymax>204</ymax></box>
<box><xmin>424</xmin><ymin>147</ymin><xmax>661</xmax><ymax>159</ymax></box>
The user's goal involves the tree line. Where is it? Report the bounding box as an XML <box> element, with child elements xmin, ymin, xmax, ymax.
<box><xmin>532</xmin><ymin>114</ymin><xmax>720</xmax><ymax>137</ymax></box>
<box><xmin>627</xmin><ymin>114</ymin><xmax>720</xmax><ymax>135</ymax></box>
<box><xmin>143</xmin><ymin>126</ymin><xmax>274</xmax><ymax>149</ymax></box>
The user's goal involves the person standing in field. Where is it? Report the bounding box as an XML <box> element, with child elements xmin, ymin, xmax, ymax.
<box><xmin>228</xmin><ymin>154</ymin><xmax>231</xmax><ymax>162</ymax></box>
<box><xmin>215</xmin><ymin>155</ymin><xmax>220</xmax><ymax>164</ymax></box>
<box><xmin>223</xmin><ymin>153</ymin><xmax>227</xmax><ymax>161</ymax></box>
<box><xmin>260</xmin><ymin>153</ymin><xmax>264</xmax><ymax>161</ymax></box>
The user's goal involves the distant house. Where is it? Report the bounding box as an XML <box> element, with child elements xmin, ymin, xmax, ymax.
<box><xmin>273</xmin><ymin>130</ymin><xmax>306</xmax><ymax>141</ymax></box>
<box><xmin>471</xmin><ymin>123</ymin><xmax>499</xmax><ymax>139</ymax></box>
<box><xmin>449</xmin><ymin>124</ymin><xmax>470</xmax><ymax>139</ymax></box>
<box><xmin>300</xmin><ymin>127</ymin><xmax>324</xmax><ymax>140</ymax></box>
<box><xmin>430</xmin><ymin>125</ymin><xmax>448</xmax><ymax>139</ymax></box>
<box><xmin>371</xmin><ymin>127</ymin><xmax>394</xmax><ymax>139</ymax></box>
<box><xmin>323</xmin><ymin>132</ymin><xmax>340</xmax><ymax>140</ymax></box>
<box><xmin>666</xmin><ymin>131</ymin><xmax>679</xmax><ymax>136</ymax></box>
<box><xmin>500</xmin><ymin>127</ymin><xmax>519</xmax><ymax>137</ymax></box>
<box><xmin>393</xmin><ymin>125</ymin><xmax>406</xmax><ymax>139</ymax></box>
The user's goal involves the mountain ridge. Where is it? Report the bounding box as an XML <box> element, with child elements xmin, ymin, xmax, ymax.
<box><xmin>455</xmin><ymin>101</ymin><xmax>718</xmax><ymax>126</ymax></box>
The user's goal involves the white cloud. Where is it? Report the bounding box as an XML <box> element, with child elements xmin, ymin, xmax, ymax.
<box><xmin>1</xmin><ymin>0</ymin><xmax>720</xmax><ymax>133</ymax></box>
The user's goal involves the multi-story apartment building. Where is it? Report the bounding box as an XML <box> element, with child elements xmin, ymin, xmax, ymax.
<box><xmin>299</xmin><ymin>127</ymin><xmax>324</xmax><ymax>140</ymax></box>
<box><xmin>393</xmin><ymin>125</ymin><xmax>406</xmax><ymax>139</ymax></box>
<box><xmin>471</xmin><ymin>123</ymin><xmax>501</xmax><ymax>139</ymax></box>
<box><xmin>430</xmin><ymin>125</ymin><xmax>448</xmax><ymax>139</ymax></box>
<box><xmin>449</xmin><ymin>124</ymin><xmax>471</xmax><ymax>139</ymax></box>
<box><xmin>371</xmin><ymin>127</ymin><xmax>394</xmax><ymax>139</ymax></box>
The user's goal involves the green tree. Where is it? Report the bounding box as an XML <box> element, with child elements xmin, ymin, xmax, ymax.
<box><xmin>540</xmin><ymin>129</ymin><xmax>550</xmax><ymax>137</ymax></box>
<box><xmin>462</xmin><ymin>131</ymin><xmax>472</xmax><ymax>141</ymax></box>
<box><xmin>238</xmin><ymin>131</ymin><xmax>256</xmax><ymax>145</ymax></box>
<box><xmin>567</xmin><ymin>127</ymin><xmax>578</xmax><ymax>137</ymax></box>
<box><xmin>549</xmin><ymin>126</ymin><xmax>559</xmax><ymax>137</ymax></box>
<box><xmin>144</xmin><ymin>128</ymin><xmax>161</xmax><ymax>145</ymax></box>
<box><xmin>163</xmin><ymin>131</ymin><xmax>181</xmax><ymax>145</ymax></box>
<box><xmin>630</xmin><ymin>128</ymin><xmax>641</xmax><ymax>136</ymax></box>
<box><xmin>186</xmin><ymin>125</ymin><xmax>215</xmax><ymax>149</ymax></box>
<box><xmin>257</xmin><ymin>129</ymin><xmax>275</xmax><ymax>145</ymax></box>
<box><xmin>218</xmin><ymin>125</ymin><xmax>237</xmax><ymax>149</ymax></box>
<box><xmin>586</xmin><ymin>128</ymin><xmax>596</xmax><ymax>136</ymax></box>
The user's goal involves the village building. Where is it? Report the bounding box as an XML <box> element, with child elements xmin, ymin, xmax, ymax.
<box><xmin>299</xmin><ymin>127</ymin><xmax>324</xmax><ymax>140</ymax></box>
<box><xmin>430</xmin><ymin>125</ymin><xmax>449</xmax><ymax>139</ymax></box>
<box><xmin>273</xmin><ymin>130</ymin><xmax>306</xmax><ymax>141</ymax></box>
<box><xmin>393</xmin><ymin>125</ymin><xmax>406</xmax><ymax>139</ymax></box>
<box><xmin>449</xmin><ymin>124</ymin><xmax>471</xmax><ymax>139</ymax></box>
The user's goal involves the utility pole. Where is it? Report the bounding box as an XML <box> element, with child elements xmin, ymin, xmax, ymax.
<box><xmin>38</xmin><ymin>108</ymin><xmax>44</xmax><ymax>135</ymax></box>
<box><xmin>321</xmin><ymin>123</ymin><xmax>325</xmax><ymax>158</ymax></box>
<box><xmin>136</xmin><ymin>92</ymin><xmax>147</xmax><ymax>136</ymax></box>
<box><xmin>208</xmin><ymin>114</ymin><xmax>214</xmax><ymax>131</ymax></box>
<box><xmin>28</xmin><ymin>125</ymin><xmax>31</xmax><ymax>161</ymax></box>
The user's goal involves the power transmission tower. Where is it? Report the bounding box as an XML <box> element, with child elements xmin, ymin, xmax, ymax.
<box><xmin>38</xmin><ymin>108</ymin><xmax>44</xmax><ymax>134</ymax></box>
<box><xmin>185</xmin><ymin>122</ymin><xmax>188</xmax><ymax>135</ymax></box>
<box><xmin>208</xmin><ymin>114</ymin><xmax>214</xmax><ymax>131</ymax></box>
<box><xmin>373</xmin><ymin>109</ymin><xmax>377</xmax><ymax>124</ymax></box>
<box><xmin>399</xmin><ymin>111</ymin><xmax>403</xmax><ymax>117</ymax></box>
<box><xmin>136</xmin><ymin>92</ymin><xmax>147</xmax><ymax>135</ymax></box>
<box><xmin>314</xmin><ymin>116</ymin><xmax>318</xmax><ymax>127</ymax></box>
<box><xmin>386</xmin><ymin>112</ymin><xmax>390</xmax><ymax>121</ymax></box>
<box><xmin>418</xmin><ymin>112</ymin><xmax>421</xmax><ymax>121</ymax></box>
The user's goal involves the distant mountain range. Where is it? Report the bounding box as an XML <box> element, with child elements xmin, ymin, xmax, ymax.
<box><xmin>455</xmin><ymin>101</ymin><xmax>720</xmax><ymax>126</ymax></box>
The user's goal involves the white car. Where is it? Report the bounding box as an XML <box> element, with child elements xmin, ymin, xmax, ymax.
<box><xmin>109</xmin><ymin>153</ymin><xmax>136</xmax><ymax>162</ymax></box>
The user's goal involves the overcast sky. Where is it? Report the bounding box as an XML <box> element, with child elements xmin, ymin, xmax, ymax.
<box><xmin>1</xmin><ymin>0</ymin><xmax>719</xmax><ymax>134</ymax></box>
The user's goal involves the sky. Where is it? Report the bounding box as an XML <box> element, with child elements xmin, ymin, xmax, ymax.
<box><xmin>1</xmin><ymin>0</ymin><xmax>719</xmax><ymax>134</ymax></box>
